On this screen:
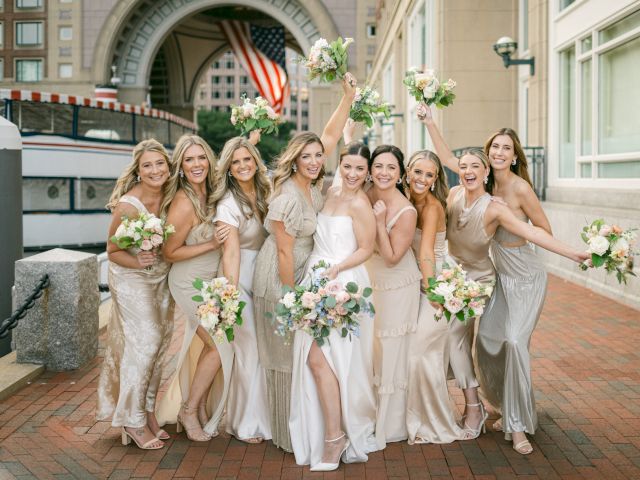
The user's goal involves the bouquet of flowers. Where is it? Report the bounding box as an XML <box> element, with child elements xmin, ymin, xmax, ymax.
<box><xmin>301</xmin><ymin>37</ymin><xmax>353</xmax><ymax>83</ymax></box>
<box><xmin>579</xmin><ymin>219</ymin><xmax>637</xmax><ymax>284</ymax></box>
<box><xmin>425</xmin><ymin>264</ymin><xmax>494</xmax><ymax>322</ymax></box>
<box><xmin>230</xmin><ymin>95</ymin><xmax>281</xmax><ymax>135</ymax></box>
<box><xmin>270</xmin><ymin>261</ymin><xmax>375</xmax><ymax>346</ymax></box>
<box><xmin>192</xmin><ymin>277</ymin><xmax>245</xmax><ymax>342</ymax></box>
<box><xmin>349</xmin><ymin>86</ymin><xmax>391</xmax><ymax>128</ymax></box>
<box><xmin>403</xmin><ymin>67</ymin><xmax>456</xmax><ymax>108</ymax></box>
<box><xmin>110</xmin><ymin>212</ymin><xmax>175</xmax><ymax>252</ymax></box>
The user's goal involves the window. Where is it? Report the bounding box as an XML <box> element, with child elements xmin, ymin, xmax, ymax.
<box><xmin>367</xmin><ymin>44</ymin><xmax>376</xmax><ymax>55</ymax></box>
<box><xmin>212</xmin><ymin>76</ymin><xmax>220</xmax><ymax>84</ymax></box>
<box><xmin>225</xmin><ymin>60</ymin><xmax>234</xmax><ymax>69</ymax></box>
<box><xmin>60</xmin><ymin>0</ymin><xmax>73</xmax><ymax>3</ymax></box>
<box><xmin>59</xmin><ymin>47</ymin><xmax>71</xmax><ymax>57</ymax></box>
<box><xmin>15</xmin><ymin>58</ymin><xmax>42</xmax><ymax>82</ymax></box>
<box><xmin>59</xmin><ymin>10</ymin><xmax>71</xmax><ymax>20</ymax></box>
<box><xmin>558</xmin><ymin>46</ymin><xmax>575</xmax><ymax>178</ymax></box>
<box><xmin>213</xmin><ymin>91</ymin><xmax>220</xmax><ymax>98</ymax></box>
<box><xmin>365</xmin><ymin>61</ymin><xmax>372</xmax><ymax>76</ymax></box>
<box><xmin>0</xmin><ymin>22</ymin><xmax>3</xmax><ymax>48</ymax></box>
<box><xmin>58</xmin><ymin>63</ymin><xmax>72</xmax><ymax>78</ymax></box>
<box><xmin>0</xmin><ymin>58</ymin><xmax>3</xmax><ymax>81</ymax></box>
<box><xmin>59</xmin><ymin>27</ymin><xmax>72</xmax><ymax>41</ymax></box>
<box><xmin>241</xmin><ymin>76</ymin><xmax>248</xmax><ymax>85</ymax></box>
<box><xmin>16</xmin><ymin>22</ymin><xmax>43</xmax><ymax>47</ymax></box>
<box><xmin>559</xmin><ymin>0</ymin><xmax>575</xmax><ymax>11</ymax></box>
<box><xmin>226</xmin><ymin>91</ymin><xmax>233</xmax><ymax>99</ymax></box>
<box><xmin>16</xmin><ymin>0</ymin><xmax>42</xmax><ymax>8</ymax></box>
<box><xmin>366</xmin><ymin>24</ymin><xmax>376</xmax><ymax>38</ymax></box>
<box><xmin>213</xmin><ymin>61</ymin><xmax>220</xmax><ymax>69</ymax></box>
<box><xmin>520</xmin><ymin>0</ymin><xmax>529</xmax><ymax>51</ymax></box>
<box><xmin>226</xmin><ymin>76</ymin><xmax>233</xmax><ymax>84</ymax></box>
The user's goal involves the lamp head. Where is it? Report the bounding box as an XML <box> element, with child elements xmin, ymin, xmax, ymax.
<box><xmin>493</xmin><ymin>36</ymin><xmax>518</xmax><ymax>57</ymax></box>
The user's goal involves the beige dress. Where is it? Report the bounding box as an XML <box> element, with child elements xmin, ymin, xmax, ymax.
<box><xmin>365</xmin><ymin>205</ymin><xmax>422</xmax><ymax>448</ymax></box>
<box><xmin>253</xmin><ymin>178</ymin><xmax>323</xmax><ymax>452</ymax></box>
<box><xmin>446</xmin><ymin>187</ymin><xmax>495</xmax><ymax>389</ymax></box>
<box><xmin>156</xmin><ymin>222</ymin><xmax>233</xmax><ymax>436</ymax></box>
<box><xmin>406</xmin><ymin>230</ymin><xmax>465</xmax><ymax>444</ymax></box>
<box><xmin>97</xmin><ymin>195</ymin><xmax>174</xmax><ymax>428</ymax></box>
<box><xmin>214</xmin><ymin>192</ymin><xmax>271</xmax><ymax>441</ymax></box>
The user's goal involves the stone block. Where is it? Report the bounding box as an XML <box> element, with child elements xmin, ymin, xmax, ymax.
<box><xmin>14</xmin><ymin>249</ymin><xmax>99</xmax><ymax>371</ymax></box>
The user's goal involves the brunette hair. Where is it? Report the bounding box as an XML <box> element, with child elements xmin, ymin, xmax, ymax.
<box><xmin>484</xmin><ymin>127</ymin><xmax>533</xmax><ymax>194</ymax></box>
<box><xmin>339</xmin><ymin>141</ymin><xmax>371</xmax><ymax>164</ymax></box>
<box><xmin>370</xmin><ymin>144</ymin><xmax>406</xmax><ymax>194</ymax></box>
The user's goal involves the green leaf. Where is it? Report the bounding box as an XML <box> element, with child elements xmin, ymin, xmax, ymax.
<box><xmin>325</xmin><ymin>296</ymin><xmax>337</xmax><ymax>308</ymax></box>
<box><xmin>444</xmin><ymin>310</ymin><xmax>451</xmax><ymax>322</ymax></box>
<box><xmin>456</xmin><ymin>311</ymin><xmax>465</xmax><ymax>321</ymax></box>
<box><xmin>362</xmin><ymin>287</ymin><xmax>372</xmax><ymax>297</ymax></box>
<box><xmin>369</xmin><ymin>303</ymin><xmax>375</xmax><ymax>314</ymax></box>
<box><xmin>321</xmin><ymin>326</ymin><xmax>330</xmax><ymax>337</ymax></box>
<box><xmin>193</xmin><ymin>278</ymin><xmax>204</xmax><ymax>290</ymax></box>
<box><xmin>275</xmin><ymin>303</ymin><xmax>289</xmax><ymax>315</ymax></box>
<box><xmin>592</xmin><ymin>253</ymin><xmax>606</xmax><ymax>268</ymax></box>
<box><xmin>345</xmin><ymin>299</ymin><xmax>356</xmax><ymax>309</ymax></box>
<box><xmin>225</xmin><ymin>328</ymin><xmax>234</xmax><ymax>342</ymax></box>
<box><xmin>427</xmin><ymin>277</ymin><xmax>437</xmax><ymax>288</ymax></box>
<box><xmin>237</xmin><ymin>301</ymin><xmax>246</xmax><ymax>314</ymax></box>
<box><xmin>191</xmin><ymin>295</ymin><xmax>203</xmax><ymax>302</ymax></box>
<box><xmin>346</xmin><ymin>282</ymin><xmax>358</xmax><ymax>294</ymax></box>
<box><xmin>341</xmin><ymin>327</ymin><xmax>348</xmax><ymax>337</ymax></box>
<box><xmin>236</xmin><ymin>314</ymin><xmax>243</xmax><ymax>326</ymax></box>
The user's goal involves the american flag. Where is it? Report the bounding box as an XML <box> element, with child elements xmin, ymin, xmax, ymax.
<box><xmin>219</xmin><ymin>20</ymin><xmax>289</xmax><ymax>113</ymax></box>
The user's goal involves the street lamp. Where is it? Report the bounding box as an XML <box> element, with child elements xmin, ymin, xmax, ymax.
<box><xmin>492</xmin><ymin>36</ymin><xmax>535</xmax><ymax>76</ymax></box>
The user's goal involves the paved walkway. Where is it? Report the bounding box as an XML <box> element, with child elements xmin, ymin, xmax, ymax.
<box><xmin>1</xmin><ymin>274</ymin><xmax>639</xmax><ymax>479</ymax></box>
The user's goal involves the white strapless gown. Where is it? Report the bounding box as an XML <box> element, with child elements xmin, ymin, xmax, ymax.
<box><xmin>289</xmin><ymin>213</ymin><xmax>378</xmax><ymax>467</ymax></box>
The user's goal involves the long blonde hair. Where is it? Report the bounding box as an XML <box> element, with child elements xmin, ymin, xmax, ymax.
<box><xmin>406</xmin><ymin>149</ymin><xmax>449</xmax><ymax>212</ymax></box>
<box><xmin>271</xmin><ymin>132</ymin><xmax>325</xmax><ymax>197</ymax></box>
<box><xmin>106</xmin><ymin>138</ymin><xmax>171</xmax><ymax>212</ymax></box>
<box><xmin>161</xmin><ymin>134</ymin><xmax>218</xmax><ymax>222</ymax></box>
<box><xmin>212</xmin><ymin>136</ymin><xmax>271</xmax><ymax>222</ymax></box>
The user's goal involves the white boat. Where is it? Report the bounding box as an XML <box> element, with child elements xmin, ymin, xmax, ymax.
<box><xmin>0</xmin><ymin>89</ymin><xmax>196</xmax><ymax>250</ymax></box>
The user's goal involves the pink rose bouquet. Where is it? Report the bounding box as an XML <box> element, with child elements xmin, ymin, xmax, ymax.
<box><xmin>579</xmin><ymin>219</ymin><xmax>637</xmax><ymax>284</ymax></box>
<box><xmin>110</xmin><ymin>212</ymin><xmax>175</xmax><ymax>269</ymax></box>
<box><xmin>192</xmin><ymin>277</ymin><xmax>245</xmax><ymax>342</ymax></box>
<box><xmin>230</xmin><ymin>95</ymin><xmax>281</xmax><ymax>135</ymax></box>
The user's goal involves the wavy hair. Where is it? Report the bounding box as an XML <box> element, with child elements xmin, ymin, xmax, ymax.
<box><xmin>212</xmin><ymin>136</ymin><xmax>271</xmax><ymax>222</ymax></box>
<box><xmin>339</xmin><ymin>141</ymin><xmax>371</xmax><ymax>164</ymax></box>
<box><xmin>369</xmin><ymin>144</ymin><xmax>406</xmax><ymax>194</ymax></box>
<box><xmin>161</xmin><ymin>134</ymin><xmax>218</xmax><ymax>223</ymax></box>
<box><xmin>106</xmin><ymin>138</ymin><xmax>171</xmax><ymax>212</ymax></box>
<box><xmin>271</xmin><ymin>132</ymin><xmax>325</xmax><ymax>197</ymax></box>
<box><xmin>459</xmin><ymin>147</ymin><xmax>491</xmax><ymax>191</ymax></box>
<box><xmin>406</xmin><ymin>149</ymin><xmax>449</xmax><ymax>212</ymax></box>
<box><xmin>484</xmin><ymin>127</ymin><xmax>533</xmax><ymax>194</ymax></box>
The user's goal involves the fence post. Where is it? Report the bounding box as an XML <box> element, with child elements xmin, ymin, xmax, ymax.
<box><xmin>0</xmin><ymin>116</ymin><xmax>22</xmax><ymax>357</ymax></box>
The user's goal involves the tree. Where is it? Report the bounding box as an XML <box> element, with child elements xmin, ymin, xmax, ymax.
<box><xmin>197</xmin><ymin>109</ymin><xmax>296</xmax><ymax>168</ymax></box>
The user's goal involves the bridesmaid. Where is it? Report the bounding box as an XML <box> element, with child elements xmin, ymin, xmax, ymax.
<box><xmin>155</xmin><ymin>135</ymin><xmax>231</xmax><ymax>441</ymax></box>
<box><xmin>253</xmin><ymin>72</ymin><xmax>357</xmax><ymax>452</ymax></box>
<box><xmin>289</xmin><ymin>142</ymin><xmax>378</xmax><ymax>471</ymax></box>
<box><xmin>404</xmin><ymin>149</ymin><xmax>465</xmax><ymax>444</ymax></box>
<box><xmin>365</xmin><ymin>145</ymin><xmax>422</xmax><ymax>448</ymax></box>
<box><xmin>97</xmin><ymin>139</ymin><xmax>174</xmax><ymax>450</ymax></box>
<box><xmin>419</xmin><ymin>105</ymin><xmax>554</xmax><ymax>453</ymax></box>
<box><xmin>212</xmin><ymin>136</ymin><xmax>272</xmax><ymax>443</ymax></box>
<box><xmin>441</xmin><ymin>148</ymin><xmax>589</xmax><ymax>440</ymax></box>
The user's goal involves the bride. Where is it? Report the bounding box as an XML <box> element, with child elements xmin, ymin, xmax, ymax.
<box><xmin>289</xmin><ymin>142</ymin><xmax>378</xmax><ymax>471</ymax></box>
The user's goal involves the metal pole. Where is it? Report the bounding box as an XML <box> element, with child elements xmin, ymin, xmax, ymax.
<box><xmin>0</xmin><ymin>116</ymin><xmax>23</xmax><ymax>357</ymax></box>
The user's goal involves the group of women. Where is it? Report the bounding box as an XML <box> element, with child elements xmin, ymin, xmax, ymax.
<box><xmin>96</xmin><ymin>72</ymin><xmax>589</xmax><ymax>470</ymax></box>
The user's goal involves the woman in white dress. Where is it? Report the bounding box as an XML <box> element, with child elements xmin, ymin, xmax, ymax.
<box><xmin>290</xmin><ymin>142</ymin><xmax>378</xmax><ymax>471</ymax></box>
<box><xmin>212</xmin><ymin>136</ymin><xmax>272</xmax><ymax>443</ymax></box>
<box><xmin>404</xmin><ymin>149</ymin><xmax>465</xmax><ymax>444</ymax></box>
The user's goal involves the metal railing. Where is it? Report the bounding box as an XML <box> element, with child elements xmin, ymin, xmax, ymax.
<box><xmin>0</xmin><ymin>274</ymin><xmax>50</xmax><ymax>339</ymax></box>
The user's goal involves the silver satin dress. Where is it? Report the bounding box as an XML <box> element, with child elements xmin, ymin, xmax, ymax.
<box><xmin>476</xmin><ymin>221</ymin><xmax>547</xmax><ymax>436</ymax></box>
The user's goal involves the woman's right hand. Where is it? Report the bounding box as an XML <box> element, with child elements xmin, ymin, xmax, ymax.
<box><xmin>212</xmin><ymin>223</ymin><xmax>231</xmax><ymax>249</ymax></box>
<box><xmin>343</xmin><ymin>118</ymin><xmax>357</xmax><ymax>144</ymax></box>
<box><xmin>372</xmin><ymin>200</ymin><xmax>387</xmax><ymax>224</ymax></box>
<box><xmin>136</xmin><ymin>250</ymin><xmax>156</xmax><ymax>269</ymax></box>
<box><xmin>416</xmin><ymin>102</ymin><xmax>433</xmax><ymax>124</ymax></box>
<box><xmin>342</xmin><ymin>72</ymin><xmax>357</xmax><ymax>98</ymax></box>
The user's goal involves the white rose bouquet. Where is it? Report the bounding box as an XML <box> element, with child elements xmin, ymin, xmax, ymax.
<box><xmin>403</xmin><ymin>67</ymin><xmax>456</xmax><ymax>109</ymax></box>
<box><xmin>110</xmin><ymin>212</ymin><xmax>175</xmax><ymax>253</ymax></box>
<box><xmin>579</xmin><ymin>219</ymin><xmax>637</xmax><ymax>284</ymax></box>
<box><xmin>301</xmin><ymin>37</ymin><xmax>353</xmax><ymax>83</ymax></box>
<box><xmin>425</xmin><ymin>264</ymin><xmax>494</xmax><ymax>322</ymax></box>
<box><xmin>269</xmin><ymin>261</ymin><xmax>374</xmax><ymax>346</ymax></box>
<box><xmin>192</xmin><ymin>277</ymin><xmax>245</xmax><ymax>342</ymax></box>
<box><xmin>349</xmin><ymin>86</ymin><xmax>391</xmax><ymax>128</ymax></box>
<box><xmin>230</xmin><ymin>95</ymin><xmax>281</xmax><ymax>135</ymax></box>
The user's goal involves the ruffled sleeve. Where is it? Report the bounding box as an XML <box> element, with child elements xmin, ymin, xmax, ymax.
<box><xmin>265</xmin><ymin>192</ymin><xmax>303</xmax><ymax>237</ymax></box>
<box><xmin>213</xmin><ymin>193</ymin><xmax>241</xmax><ymax>228</ymax></box>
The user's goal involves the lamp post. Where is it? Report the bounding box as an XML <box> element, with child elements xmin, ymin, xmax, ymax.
<box><xmin>493</xmin><ymin>36</ymin><xmax>535</xmax><ymax>76</ymax></box>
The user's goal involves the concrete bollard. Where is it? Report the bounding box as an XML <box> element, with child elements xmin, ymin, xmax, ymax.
<box><xmin>14</xmin><ymin>249</ymin><xmax>99</xmax><ymax>371</ymax></box>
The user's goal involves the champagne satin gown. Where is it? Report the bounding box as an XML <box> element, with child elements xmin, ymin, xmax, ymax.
<box><xmin>156</xmin><ymin>222</ymin><xmax>233</xmax><ymax>436</ymax></box>
<box><xmin>289</xmin><ymin>213</ymin><xmax>378</xmax><ymax>467</ymax></box>
<box><xmin>253</xmin><ymin>178</ymin><xmax>323</xmax><ymax>452</ymax></box>
<box><xmin>446</xmin><ymin>187</ymin><xmax>495</xmax><ymax>390</ymax></box>
<box><xmin>365</xmin><ymin>205</ymin><xmax>421</xmax><ymax>448</ymax></box>
<box><xmin>97</xmin><ymin>195</ymin><xmax>174</xmax><ymax>428</ymax></box>
<box><xmin>406</xmin><ymin>229</ymin><xmax>464</xmax><ymax>444</ymax></box>
<box><xmin>214</xmin><ymin>192</ymin><xmax>272</xmax><ymax>441</ymax></box>
<box><xmin>476</xmin><ymin>219</ymin><xmax>548</xmax><ymax>436</ymax></box>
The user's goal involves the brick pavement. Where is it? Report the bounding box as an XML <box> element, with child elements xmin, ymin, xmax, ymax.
<box><xmin>1</xmin><ymin>274</ymin><xmax>639</xmax><ymax>479</ymax></box>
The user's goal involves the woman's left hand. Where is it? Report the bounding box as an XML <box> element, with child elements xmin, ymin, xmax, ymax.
<box><xmin>322</xmin><ymin>265</ymin><xmax>340</xmax><ymax>280</ymax></box>
<box><xmin>574</xmin><ymin>250</ymin><xmax>591</xmax><ymax>264</ymax></box>
<box><xmin>249</xmin><ymin>129</ymin><xmax>262</xmax><ymax>145</ymax></box>
<box><xmin>342</xmin><ymin>72</ymin><xmax>357</xmax><ymax>98</ymax></box>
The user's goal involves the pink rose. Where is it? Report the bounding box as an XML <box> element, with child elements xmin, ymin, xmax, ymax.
<box><xmin>151</xmin><ymin>233</ymin><xmax>163</xmax><ymax>247</ymax></box>
<box><xmin>441</xmin><ymin>269</ymin><xmax>454</xmax><ymax>280</ymax></box>
<box><xmin>301</xmin><ymin>291</ymin><xmax>318</xmax><ymax>309</ymax></box>
<box><xmin>599</xmin><ymin>225</ymin><xmax>612</xmax><ymax>237</ymax></box>
<box><xmin>612</xmin><ymin>225</ymin><xmax>623</xmax><ymax>235</ymax></box>
<box><xmin>325</xmin><ymin>280</ymin><xmax>344</xmax><ymax>295</ymax></box>
<box><xmin>336</xmin><ymin>305</ymin><xmax>347</xmax><ymax>315</ymax></box>
<box><xmin>140</xmin><ymin>239</ymin><xmax>153</xmax><ymax>251</ymax></box>
<box><xmin>335</xmin><ymin>291</ymin><xmax>350</xmax><ymax>304</ymax></box>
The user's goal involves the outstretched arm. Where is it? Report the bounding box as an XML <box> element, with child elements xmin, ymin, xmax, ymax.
<box><xmin>321</xmin><ymin>72</ymin><xmax>357</xmax><ymax>158</ymax></box>
<box><xmin>417</xmin><ymin>103</ymin><xmax>459</xmax><ymax>174</ymax></box>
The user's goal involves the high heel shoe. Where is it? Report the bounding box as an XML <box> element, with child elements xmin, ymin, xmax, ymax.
<box><xmin>310</xmin><ymin>432</ymin><xmax>350</xmax><ymax>472</ymax></box>
<box><xmin>461</xmin><ymin>402</ymin><xmax>488</xmax><ymax>440</ymax></box>
<box><xmin>121</xmin><ymin>427</ymin><xmax>164</xmax><ymax>450</ymax></box>
<box><xmin>177</xmin><ymin>403</ymin><xmax>212</xmax><ymax>442</ymax></box>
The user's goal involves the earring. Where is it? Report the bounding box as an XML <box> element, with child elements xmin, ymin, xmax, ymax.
<box><xmin>292</xmin><ymin>164</ymin><xmax>298</xmax><ymax>173</ymax></box>
<box><xmin>136</xmin><ymin>175</ymin><xmax>140</xmax><ymax>182</ymax></box>
<box><xmin>228</xmin><ymin>171</ymin><xmax>232</xmax><ymax>177</ymax></box>
<box><xmin>512</xmin><ymin>158</ymin><xmax>517</xmax><ymax>166</ymax></box>
<box><xmin>179</xmin><ymin>170</ymin><xmax>184</xmax><ymax>178</ymax></box>
<box><xmin>366</xmin><ymin>174</ymin><xmax>372</xmax><ymax>182</ymax></box>
<box><xmin>430</xmin><ymin>182</ymin><xmax>435</xmax><ymax>192</ymax></box>
<box><xmin>397</xmin><ymin>178</ymin><xmax>402</xmax><ymax>185</ymax></box>
<box><xmin>483</xmin><ymin>176</ymin><xmax>489</xmax><ymax>185</ymax></box>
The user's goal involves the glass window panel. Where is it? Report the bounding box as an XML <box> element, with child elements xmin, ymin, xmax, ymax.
<box><xmin>559</xmin><ymin>46</ymin><xmax>576</xmax><ymax>178</ymax></box>
<box><xmin>77</xmin><ymin>107</ymin><xmax>133</xmax><ymax>141</ymax></box>
<box><xmin>581</xmin><ymin>36</ymin><xmax>592</xmax><ymax>53</ymax></box>
<box><xmin>16</xmin><ymin>22</ymin><xmax>42</xmax><ymax>46</ymax></box>
<box><xmin>16</xmin><ymin>59</ymin><xmax>42</xmax><ymax>81</ymax></box>
<box><xmin>598</xmin><ymin>161</ymin><xmax>640</xmax><ymax>178</ymax></box>
<box><xmin>59</xmin><ymin>26</ymin><xmax>72</xmax><ymax>41</ymax></box>
<box><xmin>135</xmin><ymin>115</ymin><xmax>168</xmax><ymax>145</ymax></box>
<box><xmin>600</xmin><ymin>9</ymin><xmax>640</xmax><ymax>44</ymax></box>
<box><xmin>559</xmin><ymin>0</ymin><xmax>575</xmax><ymax>11</ymax></box>
<box><xmin>0</xmin><ymin>22</ymin><xmax>3</xmax><ymax>47</ymax></box>
<box><xmin>58</xmin><ymin>63</ymin><xmax>72</xmax><ymax>78</ymax></box>
<box><xmin>0</xmin><ymin>58</ymin><xmax>3</xmax><ymax>81</ymax></box>
<box><xmin>16</xmin><ymin>101</ymin><xmax>73</xmax><ymax>134</ymax></box>
<box><xmin>22</xmin><ymin>178</ymin><xmax>70</xmax><ymax>211</ymax></box>
<box><xmin>581</xmin><ymin>59</ymin><xmax>592</xmax><ymax>155</ymax></box>
<box><xmin>598</xmin><ymin>36</ymin><xmax>640</xmax><ymax>154</ymax></box>
<box><xmin>74</xmin><ymin>179</ymin><xmax>114</xmax><ymax>211</ymax></box>
<box><xmin>16</xmin><ymin>0</ymin><xmax>42</xmax><ymax>8</ymax></box>
<box><xmin>522</xmin><ymin>0</ymin><xmax>529</xmax><ymax>51</ymax></box>
<box><xmin>579</xmin><ymin>163</ymin><xmax>592</xmax><ymax>178</ymax></box>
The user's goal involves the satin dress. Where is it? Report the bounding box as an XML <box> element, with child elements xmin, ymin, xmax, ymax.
<box><xmin>156</xmin><ymin>222</ymin><xmax>233</xmax><ymax>437</ymax></box>
<box><xmin>253</xmin><ymin>178</ymin><xmax>324</xmax><ymax>452</ymax></box>
<box><xmin>476</xmin><ymin>219</ymin><xmax>547</xmax><ymax>436</ymax></box>
<box><xmin>214</xmin><ymin>192</ymin><xmax>272</xmax><ymax>441</ymax></box>
<box><xmin>365</xmin><ymin>205</ymin><xmax>422</xmax><ymax>448</ymax></box>
<box><xmin>406</xmin><ymin>230</ymin><xmax>465</xmax><ymax>444</ymax></box>
<box><xmin>289</xmin><ymin>213</ymin><xmax>378</xmax><ymax>467</ymax></box>
<box><xmin>97</xmin><ymin>195</ymin><xmax>174</xmax><ymax>428</ymax></box>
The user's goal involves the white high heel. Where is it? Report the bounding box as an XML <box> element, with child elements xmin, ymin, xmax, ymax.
<box><xmin>461</xmin><ymin>402</ymin><xmax>488</xmax><ymax>440</ymax></box>
<box><xmin>309</xmin><ymin>432</ymin><xmax>350</xmax><ymax>472</ymax></box>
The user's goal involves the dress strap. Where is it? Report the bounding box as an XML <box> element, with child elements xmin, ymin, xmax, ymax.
<box><xmin>386</xmin><ymin>205</ymin><xmax>416</xmax><ymax>231</ymax></box>
<box><xmin>119</xmin><ymin>195</ymin><xmax>148</xmax><ymax>214</ymax></box>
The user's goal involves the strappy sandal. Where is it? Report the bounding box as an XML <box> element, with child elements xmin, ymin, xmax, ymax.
<box><xmin>151</xmin><ymin>428</ymin><xmax>170</xmax><ymax>440</ymax></box>
<box><xmin>177</xmin><ymin>403</ymin><xmax>212</xmax><ymax>442</ymax></box>
<box><xmin>461</xmin><ymin>402</ymin><xmax>488</xmax><ymax>440</ymax></box>
<box><xmin>242</xmin><ymin>437</ymin><xmax>264</xmax><ymax>444</ymax></box>
<box><xmin>309</xmin><ymin>432</ymin><xmax>350</xmax><ymax>472</ymax></box>
<box><xmin>513</xmin><ymin>438</ymin><xmax>533</xmax><ymax>455</ymax></box>
<box><xmin>121</xmin><ymin>427</ymin><xmax>164</xmax><ymax>450</ymax></box>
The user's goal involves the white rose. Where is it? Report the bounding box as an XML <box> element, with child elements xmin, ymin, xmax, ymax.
<box><xmin>281</xmin><ymin>292</ymin><xmax>296</xmax><ymax>309</ymax></box>
<box><xmin>422</xmin><ymin>78</ymin><xmax>440</xmax><ymax>100</ymax></box>
<box><xmin>587</xmin><ymin>235</ymin><xmax>610</xmax><ymax>256</ymax></box>
<box><xmin>434</xmin><ymin>282</ymin><xmax>456</xmax><ymax>298</ymax></box>
<box><xmin>610</xmin><ymin>238</ymin><xmax>630</xmax><ymax>258</ymax></box>
<box><xmin>242</xmin><ymin>103</ymin><xmax>256</xmax><ymax>118</ymax></box>
<box><xmin>444</xmin><ymin>296</ymin><xmax>464</xmax><ymax>315</ymax></box>
<box><xmin>114</xmin><ymin>223</ymin><xmax>126</xmax><ymax>238</ymax></box>
<box><xmin>598</xmin><ymin>225</ymin><xmax>612</xmax><ymax>237</ymax></box>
